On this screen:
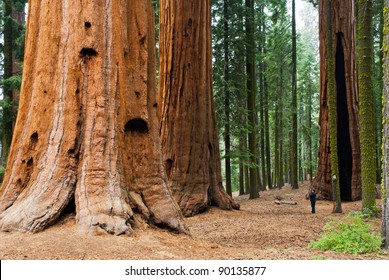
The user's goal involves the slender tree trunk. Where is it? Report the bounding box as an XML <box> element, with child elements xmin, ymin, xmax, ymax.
<box><xmin>274</xmin><ymin>87</ymin><xmax>280</xmax><ymax>188</ymax></box>
<box><xmin>326</xmin><ymin>0</ymin><xmax>342</xmax><ymax>213</ymax></box>
<box><xmin>244</xmin><ymin>140</ymin><xmax>250</xmax><ymax>194</ymax></box>
<box><xmin>256</xmin><ymin>156</ymin><xmax>263</xmax><ymax>192</ymax></box>
<box><xmin>382</xmin><ymin>0</ymin><xmax>389</xmax><ymax>249</ymax></box>
<box><xmin>158</xmin><ymin>0</ymin><xmax>239</xmax><ymax>216</ymax></box>
<box><xmin>258</xmin><ymin>5</ymin><xmax>266</xmax><ymax>190</ymax></box>
<box><xmin>236</xmin><ymin>0</ymin><xmax>246</xmax><ymax>196</ymax></box>
<box><xmin>376</xmin><ymin>0</ymin><xmax>384</xmax><ymax>184</ymax></box>
<box><xmin>278</xmin><ymin>64</ymin><xmax>284</xmax><ymax>189</ymax></box>
<box><xmin>291</xmin><ymin>0</ymin><xmax>298</xmax><ymax>189</ymax></box>
<box><xmin>357</xmin><ymin>0</ymin><xmax>376</xmax><ymax>214</ymax></box>
<box><xmin>264</xmin><ymin>63</ymin><xmax>272</xmax><ymax>189</ymax></box>
<box><xmin>242</xmin><ymin>133</ymin><xmax>250</xmax><ymax>194</ymax></box>
<box><xmin>239</xmin><ymin>136</ymin><xmax>245</xmax><ymax>195</ymax></box>
<box><xmin>245</xmin><ymin>0</ymin><xmax>259</xmax><ymax>199</ymax></box>
<box><xmin>299</xmin><ymin>92</ymin><xmax>305</xmax><ymax>181</ymax></box>
<box><xmin>274</xmin><ymin>70</ymin><xmax>284</xmax><ymax>189</ymax></box>
<box><xmin>0</xmin><ymin>0</ymin><xmax>187</xmax><ymax>235</ymax></box>
<box><xmin>259</xmin><ymin>90</ymin><xmax>266</xmax><ymax>190</ymax></box>
<box><xmin>239</xmin><ymin>165</ymin><xmax>245</xmax><ymax>195</ymax></box>
<box><xmin>224</xmin><ymin>0</ymin><xmax>232</xmax><ymax>196</ymax></box>
<box><xmin>307</xmin><ymin>82</ymin><xmax>313</xmax><ymax>183</ymax></box>
<box><xmin>259</xmin><ymin>123</ymin><xmax>266</xmax><ymax>189</ymax></box>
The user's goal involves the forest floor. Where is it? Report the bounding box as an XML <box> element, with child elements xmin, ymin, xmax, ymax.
<box><xmin>0</xmin><ymin>181</ymin><xmax>388</xmax><ymax>260</ymax></box>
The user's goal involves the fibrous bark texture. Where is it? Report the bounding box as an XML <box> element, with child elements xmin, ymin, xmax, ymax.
<box><xmin>314</xmin><ymin>0</ymin><xmax>361</xmax><ymax>201</ymax></box>
<box><xmin>357</xmin><ymin>0</ymin><xmax>376</xmax><ymax>214</ymax></box>
<box><xmin>0</xmin><ymin>0</ymin><xmax>187</xmax><ymax>235</ymax></box>
<box><xmin>382</xmin><ymin>0</ymin><xmax>389</xmax><ymax>249</ymax></box>
<box><xmin>158</xmin><ymin>0</ymin><xmax>239</xmax><ymax>216</ymax></box>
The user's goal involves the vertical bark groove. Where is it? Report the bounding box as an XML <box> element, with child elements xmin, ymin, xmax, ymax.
<box><xmin>158</xmin><ymin>0</ymin><xmax>239</xmax><ymax>216</ymax></box>
<box><xmin>314</xmin><ymin>0</ymin><xmax>361</xmax><ymax>201</ymax></box>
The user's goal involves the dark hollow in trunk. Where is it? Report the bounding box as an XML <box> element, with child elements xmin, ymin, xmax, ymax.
<box><xmin>336</xmin><ymin>33</ymin><xmax>353</xmax><ymax>201</ymax></box>
<box><xmin>314</xmin><ymin>0</ymin><xmax>361</xmax><ymax>202</ymax></box>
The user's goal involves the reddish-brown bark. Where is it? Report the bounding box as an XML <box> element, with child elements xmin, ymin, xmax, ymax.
<box><xmin>158</xmin><ymin>0</ymin><xmax>239</xmax><ymax>216</ymax></box>
<box><xmin>314</xmin><ymin>0</ymin><xmax>361</xmax><ymax>201</ymax></box>
<box><xmin>0</xmin><ymin>0</ymin><xmax>187</xmax><ymax>235</ymax></box>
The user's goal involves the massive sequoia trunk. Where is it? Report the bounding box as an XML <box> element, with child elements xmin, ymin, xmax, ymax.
<box><xmin>314</xmin><ymin>0</ymin><xmax>361</xmax><ymax>201</ymax></box>
<box><xmin>0</xmin><ymin>0</ymin><xmax>187</xmax><ymax>235</ymax></box>
<box><xmin>158</xmin><ymin>0</ymin><xmax>239</xmax><ymax>216</ymax></box>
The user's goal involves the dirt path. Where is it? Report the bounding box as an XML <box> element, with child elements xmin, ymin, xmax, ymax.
<box><xmin>0</xmin><ymin>182</ymin><xmax>388</xmax><ymax>260</ymax></box>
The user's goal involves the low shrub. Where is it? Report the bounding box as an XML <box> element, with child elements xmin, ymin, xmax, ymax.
<box><xmin>309</xmin><ymin>212</ymin><xmax>383</xmax><ymax>254</ymax></box>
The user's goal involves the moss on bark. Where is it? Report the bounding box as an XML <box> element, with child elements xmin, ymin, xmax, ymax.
<box><xmin>326</xmin><ymin>0</ymin><xmax>342</xmax><ymax>213</ymax></box>
<box><xmin>381</xmin><ymin>0</ymin><xmax>389</xmax><ymax>249</ymax></box>
<box><xmin>357</xmin><ymin>0</ymin><xmax>377</xmax><ymax>215</ymax></box>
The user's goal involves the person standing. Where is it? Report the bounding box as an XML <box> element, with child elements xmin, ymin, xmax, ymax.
<box><xmin>309</xmin><ymin>189</ymin><xmax>317</xmax><ymax>213</ymax></box>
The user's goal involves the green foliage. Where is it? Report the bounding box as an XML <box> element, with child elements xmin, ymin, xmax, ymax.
<box><xmin>14</xmin><ymin>24</ymin><xmax>25</xmax><ymax>60</ymax></box>
<box><xmin>311</xmin><ymin>255</ymin><xmax>332</xmax><ymax>260</ymax></box>
<box><xmin>212</xmin><ymin>0</ymin><xmax>250</xmax><ymax>191</ymax></box>
<box><xmin>1</xmin><ymin>0</ymin><xmax>26</xmax><ymax>162</ymax></box>
<box><xmin>362</xmin><ymin>204</ymin><xmax>380</xmax><ymax>218</ymax></box>
<box><xmin>0</xmin><ymin>97</ymin><xmax>17</xmax><ymax>124</ymax></box>
<box><xmin>304</xmin><ymin>0</ymin><xmax>318</xmax><ymax>8</ymax></box>
<box><xmin>0</xmin><ymin>166</ymin><xmax>5</xmax><ymax>181</ymax></box>
<box><xmin>2</xmin><ymin>66</ymin><xmax>23</xmax><ymax>91</ymax></box>
<box><xmin>309</xmin><ymin>213</ymin><xmax>383</xmax><ymax>254</ymax></box>
<box><xmin>0</xmin><ymin>97</ymin><xmax>18</xmax><ymax>151</ymax></box>
<box><xmin>297</xmin><ymin>29</ymin><xmax>320</xmax><ymax>180</ymax></box>
<box><xmin>212</xmin><ymin>0</ymin><xmax>320</xmax><ymax>190</ymax></box>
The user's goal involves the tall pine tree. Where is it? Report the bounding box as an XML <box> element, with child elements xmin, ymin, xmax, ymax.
<box><xmin>245</xmin><ymin>0</ymin><xmax>259</xmax><ymax>198</ymax></box>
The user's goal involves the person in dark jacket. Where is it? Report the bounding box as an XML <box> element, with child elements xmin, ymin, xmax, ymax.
<box><xmin>309</xmin><ymin>189</ymin><xmax>317</xmax><ymax>213</ymax></box>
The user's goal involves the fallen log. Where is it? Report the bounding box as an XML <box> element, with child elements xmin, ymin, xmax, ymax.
<box><xmin>274</xmin><ymin>200</ymin><xmax>297</xmax><ymax>205</ymax></box>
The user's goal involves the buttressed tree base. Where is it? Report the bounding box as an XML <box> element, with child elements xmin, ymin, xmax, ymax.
<box><xmin>158</xmin><ymin>0</ymin><xmax>239</xmax><ymax>216</ymax></box>
<box><xmin>0</xmin><ymin>0</ymin><xmax>187</xmax><ymax>235</ymax></box>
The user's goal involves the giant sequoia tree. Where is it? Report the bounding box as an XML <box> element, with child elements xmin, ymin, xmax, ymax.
<box><xmin>158</xmin><ymin>0</ymin><xmax>239</xmax><ymax>216</ymax></box>
<box><xmin>314</xmin><ymin>0</ymin><xmax>361</xmax><ymax>201</ymax></box>
<box><xmin>0</xmin><ymin>0</ymin><xmax>187</xmax><ymax>235</ymax></box>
